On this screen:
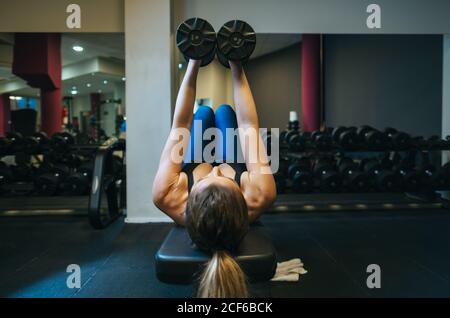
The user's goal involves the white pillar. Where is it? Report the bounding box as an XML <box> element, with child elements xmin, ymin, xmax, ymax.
<box><xmin>443</xmin><ymin>35</ymin><xmax>450</xmax><ymax>163</ymax></box>
<box><xmin>442</xmin><ymin>35</ymin><xmax>450</xmax><ymax>199</ymax></box>
<box><xmin>125</xmin><ymin>0</ymin><xmax>173</xmax><ymax>223</ymax></box>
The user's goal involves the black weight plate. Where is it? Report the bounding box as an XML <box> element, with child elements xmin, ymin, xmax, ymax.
<box><xmin>176</xmin><ymin>17</ymin><xmax>216</xmax><ymax>60</ymax></box>
<box><xmin>348</xmin><ymin>172</ymin><xmax>370</xmax><ymax>192</ymax></box>
<box><xmin>217</xmin><ymin>20</ymin><xmax>256</xmax><ymax>61</ymax></box>
<box><xmin>292</xmin><ymin>172</ymin><xmax>313</xmax><ymax>193</ymax></box>
<box><xmin>35</xmin><ymin>173</ymin><xmax>59</xmax><ymax>196</ymax></box>
<box><xmin>183</xmin><ymin>46</ymin><xmax>216</xmax><ymax>67</ymax></box>
<box><xmin>7</xmin><ymin>132</ymin><xmax>24</xmax><ymax>152</ymax></box>
<box><xmin>216</xmin><ymin>49</ymin><xmax>248</xmax><ymax>68</ymax></box>
<box><xmin>22</xmin><ymin>136</ymin><xmax>39</xmax><ymax>153</ymax></box>
<box><xmin>64</xmin><ymin>173</ymin><xmax>90</xmax><ymax>195</ymax></box>
<box><xmin>60</xmin><ymin>132</ymin><xmax>75</xmax><ymax>145</ymax></box>
<box><xmin>332</xmin><ymin>126</ymin><xmax>346</xmax><ymax>142</ymax></box>
<box><xmin>339</xmin><ymin>130</ymin><xmax>358</xmax><ymax>149</ymax></box>
<box><xmin>33</xmin><ymin>132</ymin><xmax>49</xmax><ymax>146</ymax></box>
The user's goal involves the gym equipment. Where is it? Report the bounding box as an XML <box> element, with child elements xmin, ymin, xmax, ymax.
<box><xmin>311</xmin><ymin>131</ymin><xmax>332</xmax><ymax>151</ymax></box>
<box><xmin>394</xmin><ymin>164</ymin><xmax>422</xmax><ymax>192</ymax></box>
<box><xmin>22</xmin><ymin>136</ymin><xmax>39</xmax><ymax>154</ymax></box>
<box><xmin>288</xmin><ymin>159</ymin><xmax>313</xmax><ymax>193</ymax></box>
<box><xmin>63</xmin><ymin>163</ymin><xmax>93</xmax><ymax>195</ymax></box>
<box><xmin>356</xmin><ymin>126</ymin><xmax>385</xmax><ymax>149</ymax></box>
<box><xmin>32</xmin><ymin>132</ymin><xmax>50</xmax><ymax>151</ymax></box>
<box><xmin>34</xmin><ymin>164</ymin><xmax>70</xmax><ymax>196</ymax></box>
<box><xmin>155</xmin><ymin>224</ymin><xmax>276</xmax><ymax>284</ymax></box>
<box><xmin>313</xmin><ymin>159</ymin><xmax>342</xmax><ymax>192</ymax></box>
<box><xmin>437</xmin><ymin>163</ymin><xmax>450</xmax><ymax>190</ymax></box>
<box><xmin>64</xmin><ymin>154</ymin><xmax>83</xmax><ymax>168</ymax></box>
<box><xmin>362</xmin><ymin>159</ymin><xmax>399</xmax><ymax>192</ymax></box>
<box><xmin>176</xmin><ymin>18</ymin><xmax>216</xmax><ymax>62</ymax></box>
<box><xmin>274</xmin><ymin>173</ymin><xmax>286</xmax><ymax>194</ymax></box>
<box><xmin>50</xmin><ymin>132</ymin><xmax>75</xmax><ymax>152</ymax></box>
<box><xmin>6</xmin><ymin>132</ymin><xmax>24</xmax><ymax>153</ymax></box>
<box><xmin>217</xmin><ymin>49</ymin><xmax>249</xmax><ymax>68</ymax></box>
<box><xmin>287</xmin><ymin>132</ymin><xmax>305</xmax><ymax>152</ymax></box>
<box><xmin>279</xmin><ymin>131</ymin><xmax>288</xmax><ymax>144</ymax></box>
<box><xmin>333</xmin><ymin>127</ymin><xmax>359</xmax><ymax>150</ymax></box>
<box><xmin>280</xmin><ymin>112</ymin><xmax>300</xmax><ymax>144</ymax></box>
<box><xmin>331</xmin><ymin>127</ymin><xmax>346</xmax><ymax>142</ymax></box>
<box><xmin>0</xmin><ymin>137</ymin><xmax>11</xmax><ymax>156</ymax></box>
<box><xmin>216</xmin><ymin>20</ymin><xmax>256</xmax><ymax>67</ymax></box>
<box><xmin>379</xmin><ymin>152</ymin><xmax>403</xmax><ymax>170</ymax></box>
<box><xmin>284</xmin><ymin>129</ymin><xmax>298</xmax><ymax>145</ymax></box>
<box><xmin>337</xmin><ymin>158</ymin><xmax>370</xmax><ymax>192</ymax></box>
<box><xmin>10</xmin><ymin>163</ymin><xmax>34</xmax><ymax>182</ymax></box>
<box><xmin>183</xmin><ymin>46</ymin><xmax>216</xmax><ymax>67</ymax></box>
<box><xmin>0</xmin><ymin>164</ymin><xmax>13</xmax><ymax>192</ymax></box>
<box><xmin>273</xmin><ymin>159</ymin><xmax>288</xmax><ymax>194</ymax></box>
<box><xmin>111</xmin><ymin>155</ymin><xmax>124</xmax><ymax>176</ymax></box>
<box><xmin>418</xmin><ymin>163</ymin><xmax>447</xmax><ymax>191</ymax></box>
<box><xmin>427</xmin><ymin>135</ymin><xmax>447</xmax><ymax>150</ymax></box>
<box><xmin>89</xmin><ymin>137</ymin><xmax>126</xmax><ymax>229</ymax></box>
<box><xmin>398</xmin><ymin>151</ymin><xmax>417</xmax><ymax>169</ymax></box>
<box><xmin>384</xmin><ymin>128</ymin><xmax>411</xmax><ymax>150</ymax></box>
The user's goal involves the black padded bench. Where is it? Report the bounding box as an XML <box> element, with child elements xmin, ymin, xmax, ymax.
<box><xmin>155</xmin><ymin>224</ymin><xmax>277</xmax><ymax>284</ymax></box>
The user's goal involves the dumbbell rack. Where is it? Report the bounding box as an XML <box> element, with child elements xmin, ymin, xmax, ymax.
<box><xmin>273</xmin><ymin>142</ymin><xmax>450</xmax><ymax>213</ymax></box>
<box><xmin>0</xmin><ymin>143</ymin><xmax>98</xmax><ymax>196</ymax></box>
<box><xmin>0</xmin><ymin>138</ymin><xmax>127</xmax><ymax>230</ymax></box>
<box><xmin>281</xmin><ymin>139</ymin><xmax>450</xmax><ymax>153</ymax></box>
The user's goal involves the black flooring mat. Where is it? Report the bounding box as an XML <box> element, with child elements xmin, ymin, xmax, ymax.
<box><xmin>1</xmin><ymin>209</ymin><xmax>450</xmax><ymax>297</ymax></box>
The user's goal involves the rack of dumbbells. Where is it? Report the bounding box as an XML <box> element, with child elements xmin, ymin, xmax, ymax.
<box><xmin>0</xmin><ymin>132</ymin><xmax>126</xmax><ymax>226</ymax></box>
<box><xmin>270</xmin><ymin>114</ymin><xmax>450</xmax><ymax>212</ymax></box>
<box><xmin>0</xmin><ymin>132</ymin><xmax>91</xmax><ymax>196</ymax></box>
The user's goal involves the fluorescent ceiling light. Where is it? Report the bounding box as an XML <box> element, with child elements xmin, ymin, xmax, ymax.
<box><xmin>73</xmin><ymin>45</ymin><xmax>84</xmax><ymax>52</ymax></box>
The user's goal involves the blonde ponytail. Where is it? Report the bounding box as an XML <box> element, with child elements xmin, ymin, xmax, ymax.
<box><xmin>197</xmin><ymin>250</ymin><xmax>248</xmax><ymax>298</ymax></box>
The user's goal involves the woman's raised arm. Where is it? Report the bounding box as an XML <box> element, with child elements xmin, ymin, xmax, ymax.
<box><xmin>152</xmin><ymin>59</ymin><xmax>201</xmax><ymax>225</ymax></box>
<box><xmin>229</xmin><ymin>61</ymin><xmax>276</xmax><ymax>222</ymax></box>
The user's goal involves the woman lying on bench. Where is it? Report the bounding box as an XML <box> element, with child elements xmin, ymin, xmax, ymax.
<box><xmin>152</xmin><ymin>59</ymin><xmax>276</xmax><ymax>298</ymax></box>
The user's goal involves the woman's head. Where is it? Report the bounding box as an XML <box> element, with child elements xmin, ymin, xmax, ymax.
<box><xmin>186</xmin><ymin>171</ymin><xmax>249</xmax><ymax>252</ymax></box>
<box><xmin>185</xmin><ymin>171</ymin><xmax>249</xmax><ymax>297</ymax></box>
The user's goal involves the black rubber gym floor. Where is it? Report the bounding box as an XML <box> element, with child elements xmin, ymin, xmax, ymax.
<box><xmin>1</xmin><ymin>210</ymin><xmax>450</xmax><ymax>298</ymax></box>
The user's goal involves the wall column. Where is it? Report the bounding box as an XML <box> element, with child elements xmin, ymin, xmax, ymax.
<box><xmin>90</xmin><ymin>93</ymin><xmax>101</xmax><ymax>140</ymax></box>
<box><xmin>40</xmin><ymin>88</ymin><xmax>62</xmax><ymax>136</ymax></box>
<box><xmin>12</xmin><ymin>33</ymin><xmax>62</xmax><ymax>136</ymax></box>
<box><xmin>125</xmin><ymin>0</ymin><xmax>173</xmax><ymax>222</ymax></box>
<box><xmin>442</xmin><ymin>35</ymin><xmax>450</xmax><ymax>162</ymax></box>
<box><xmin>0</xmin><ymin>94</ymin><xmax>11</xmax><ymax>136</ymax></box>
<box><xmin>301</xmin><ymin>34</ymin><xmax>321</xmax><ymax>132</ymax></box>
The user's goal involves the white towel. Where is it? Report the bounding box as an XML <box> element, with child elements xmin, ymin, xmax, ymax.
<box><xmin>270</xmin><ymin>258</ymin><xmax>308</xmax><ymax>282</ymax></box>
